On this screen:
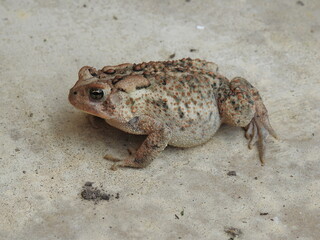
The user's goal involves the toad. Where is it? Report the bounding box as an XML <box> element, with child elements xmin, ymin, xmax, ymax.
<box><xmin>69</xmin><ymin>58</ymin><xmax>277</xmax><ymax>168</ymax></box>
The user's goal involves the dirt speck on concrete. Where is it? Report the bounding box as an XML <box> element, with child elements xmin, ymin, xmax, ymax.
<box><xmin>296</xmin><ymin>1</ymin><xmax>304</xmax><ymax>6</ymax></box>
<box><xmin>169</xmin><ymin>53</ymin><xmax>176</xmax><ymax>59</ymax></box>
<box><xmin>81</xmin><ymin>182</ymin><xmax>120</xmax><ymax>203</ymax></box>
<box><xmin>260</xmin><ymin>212</ymin><xmax>269</xmax><ymax>216</ymax></box>
<box><xmin>227</xmin><ymin>171</ymin><xmax>237</xmax><ymax>176</ymax></box>
<box><xmin>224</xmin><ymin>226</ymin><xmax>243</xmax><ymax>239</ymax></box>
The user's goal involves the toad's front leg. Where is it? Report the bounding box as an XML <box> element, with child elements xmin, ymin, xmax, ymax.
<box><xmin>108</xmin><ymin>115</ymin><xmax>172</xmax><ymax>169</ymax></box>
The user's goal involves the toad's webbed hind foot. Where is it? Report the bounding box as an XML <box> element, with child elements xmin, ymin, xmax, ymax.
<box><xmin>244</xmin><ymin>104</ymin><xmax>277</xmax><ymax>165</ymax></box>
<box><xmin>219</xmin><ymin>77</ymin><xmax>277</xmax><ymax>165</ymax></box>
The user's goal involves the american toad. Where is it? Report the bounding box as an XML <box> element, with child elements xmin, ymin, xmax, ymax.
<box><xmin>69</xmin><ymin>58</ymin><xmax>277</xmax><ymax>169</ymax></box>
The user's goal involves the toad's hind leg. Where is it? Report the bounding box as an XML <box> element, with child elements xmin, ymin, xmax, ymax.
<box><xmin>219</xmin><ymin>77</ymin><xmax>277</xmax><ymax>165</ymax></box>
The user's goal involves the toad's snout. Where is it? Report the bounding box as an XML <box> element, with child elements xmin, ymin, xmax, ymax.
<box><xmin>68</xmin><ymin>88</ymin><xmax>78</xmax><ymax>106</ymax></box>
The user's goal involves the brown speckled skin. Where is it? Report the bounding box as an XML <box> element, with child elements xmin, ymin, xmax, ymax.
<box><xmin>69</xmin><ymin>58</ymin><xmax>277</xmax><ymax>168</ymax></box>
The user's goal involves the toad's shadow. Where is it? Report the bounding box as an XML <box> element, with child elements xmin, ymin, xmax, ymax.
<box><xmin>56</xmin><ymin>110</ymin><xmax>146</xmax><ymax>158</ymax></box>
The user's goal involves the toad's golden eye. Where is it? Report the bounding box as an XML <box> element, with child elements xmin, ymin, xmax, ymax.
<box><xmin>89</xmin><ymin>88</ymin><xmax>104</xmax><ymax>100</ymax></box>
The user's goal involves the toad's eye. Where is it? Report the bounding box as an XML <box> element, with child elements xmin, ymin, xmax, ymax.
<box><xmin>89</xmin><ymin>88</ymin><xmax>104</xmax><ymax>100</ymax></box>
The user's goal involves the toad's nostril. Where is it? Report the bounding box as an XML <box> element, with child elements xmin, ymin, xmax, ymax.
<box><xmin>73</xmin><ymin>91</ymin><xmax>77</xmax><ymax>95</ymax></box>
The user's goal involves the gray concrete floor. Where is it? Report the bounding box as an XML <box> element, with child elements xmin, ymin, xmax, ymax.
<box><xmin>1</xmin><ymin>0</ymin><xmax>319</xmax><ymax>239</ymax></box>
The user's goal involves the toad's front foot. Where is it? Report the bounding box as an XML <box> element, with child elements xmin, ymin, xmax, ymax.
<box><xmin>111</xmin><ymin>157</ymin><xmax>145</xmax><ymax>170</ymax></box>
<box><xmin>105</xmin><ymin>149</ymin><xmax>143</xmax><ymax>170</ymax></box>
<box><xmin>106</xmin><ymin>115</ymin><xmax>172</xmax><ymax>170</ymax></box>
<box><xmin>107</xmin><ymin>155</ymin><xmax>159</xmax><ymax>170</ymax></box>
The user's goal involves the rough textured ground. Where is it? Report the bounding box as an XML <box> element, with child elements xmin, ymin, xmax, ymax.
<box><xmin>1</xmin><ymin>0</ymin><xmax>319</xmax><ymax>239</ymax></box>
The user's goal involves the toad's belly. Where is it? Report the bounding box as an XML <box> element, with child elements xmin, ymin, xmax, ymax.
<box><xmin>167</xmin><ymin>107</ymin><xmax>221</xmax><ymax>148</ymax></box>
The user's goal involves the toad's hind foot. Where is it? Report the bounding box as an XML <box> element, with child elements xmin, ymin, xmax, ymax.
<box><xmin>219</xmin><ymin>77</ymin><xmax>277</xmax><ymax>165</ymax></box>
<box><xmin>244</xmin><ymin>115</ymin><xmax>277</xmax><ymax>165</ymax></box>
<box><xmin>244</xmin><ymin>100</ymin><xmax>277</xmax><ymax>165</ymax></box>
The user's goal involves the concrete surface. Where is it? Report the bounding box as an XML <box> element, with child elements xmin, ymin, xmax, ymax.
<box><xmin>1</xmin><ymin>0</ymin><xmax>319</xmax><ymax>239</ymax></box>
